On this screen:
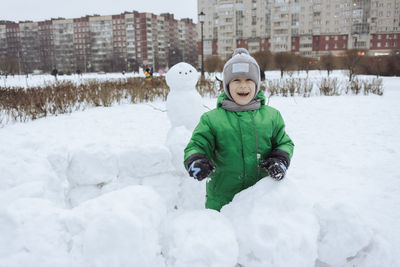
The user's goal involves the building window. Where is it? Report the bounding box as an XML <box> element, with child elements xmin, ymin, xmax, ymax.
<box><xmin>378</xmin><ymin>34</ymin><xmax>382</xmax><ymax>39</ymax></box>
<box><xmin>325</xmin><ymin>44</ymin><xmax>329</xmax><ymax>50</ymax></box>
<box><xmin>377</xmin><ymin>42</ymin><xmax>381</xmax><ymax>47</ymax></box>
<box><xmin>325</xmin><ymin>36</ymin><xmax>329</xmax><ymax>41</ymax></box>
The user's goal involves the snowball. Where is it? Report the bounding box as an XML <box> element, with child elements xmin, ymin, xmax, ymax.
<box><xmin>166</xmin><ymin>90</ymin><xmax>204</xmax><ymax>131</ymax></box>
<box><xmin>166</xmin><ymin>62</ymin><xmax>200</xmax><ymax>92</ymax></box>
<box><xmin>162</xmin><ymin>209</ymin><xmax>238</xmax><ymax>267</ymax></box>
<box><xmin>222</xmin><ymin>178</ymin><xmax>319</xmax><ymax>267</ymax></box>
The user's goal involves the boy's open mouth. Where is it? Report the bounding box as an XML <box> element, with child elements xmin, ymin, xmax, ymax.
<box><xmin>237</xmin><ymin>92</ymin><xmax>250</xmax><ymax>96</ymax></box>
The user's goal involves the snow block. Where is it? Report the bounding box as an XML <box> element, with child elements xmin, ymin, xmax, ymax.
<box><xmin>66</xmin><ymin>186</ymin><xmax>167</xmax><ymax>267</ymax></box>
<box><xmin>117</xmin><ymin>146</ymin><xmax>174</xmax><ymax>180</ymax></box>
<box><xmin>1</xmin><ymin>198</ymin><xmax>70</xmax><ymax>266</ymax></box>
<box><xmin>222</xmin><ymin>178</ymin><xmax>319</xmax><ymax>267</ymax></box>
<box><xmin>142</xmin><ymin>173</ymin><xmax>181</xmax><ymax>210</ymax></box>
<box><xmin>67</xmin><ymin>149</ymin><xmax>118</xmax><ymax>186</ymax></box>
<box><xmin>162</xmin><ymin>209</ymin><xmax>238</xmax><ymax>267</ymax></box>
<box><xmin>166</xmin><ymin>126</ymin><xmax>192</xmax><ymax>173</ymax></box>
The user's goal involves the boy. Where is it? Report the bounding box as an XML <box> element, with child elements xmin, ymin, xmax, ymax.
<box><xmin>184</xmin><ymin>48</ymin><xmax>294</xmax><ymax>211</ymax></box>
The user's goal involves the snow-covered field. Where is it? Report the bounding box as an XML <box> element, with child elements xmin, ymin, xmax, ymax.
<box><xmin>0</xmin><ymin>71</ymin><xmax>146</xmax><ymax>88</ymax></box>
<box><xmin>0</xmin><ymin>71</ymin><xmax>399</xmax><ymax>267</ymax></box>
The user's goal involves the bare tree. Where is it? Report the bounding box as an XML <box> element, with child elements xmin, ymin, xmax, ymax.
<box><xmin>342</xmin><ymin>49</ymin><xmax>365</xmax><ymax>81</ymax></box>
<box><xmin>368</xmin><ymin>56</ymin><xmax>389</xmax><ymax>78</ymax></box>
<box><xmin>319</xmin><ymin>53</ymin><xmax>337</xmax><ymax>77</ymax></box>
<box><xmin>204</xmin><ymin>55</ymin><xmax>224</xmax><ymax>73</ymax></box>
<box><xmin>274</xmin><ymin>52</ymin><xmax>295</xmax><ymax>78</ymax></box>
<box><xmin>389</xmin><ymin>50</ymin><xmax>400</xmax><ymax>76</ymax></box>
<box><xmin>252</xmin><ymin>50</ymin><xmax>273</xmax><ymax>72</ymax></box>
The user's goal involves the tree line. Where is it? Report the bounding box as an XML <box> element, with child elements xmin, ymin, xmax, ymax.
<box><xmin>204</xmin><ymin>49</ymin><xmax>400</xmax><ymax>80</ymax></box>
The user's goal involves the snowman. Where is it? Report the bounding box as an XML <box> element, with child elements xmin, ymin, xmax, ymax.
<box><xmin>165</xmin><ymin>62</ymin><xmax>206</xmax><ymax>209</ymax></box>
<box><xmin>165</xmin><ymin>62</ymin><xmax>204</xmax><ymax>131</ymax></box>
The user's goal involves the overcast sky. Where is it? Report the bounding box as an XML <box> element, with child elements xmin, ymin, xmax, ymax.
<box><xmin>1</xmin><ymin>0</ymin><xmax>198</xmax><ymax>23</ymax></box>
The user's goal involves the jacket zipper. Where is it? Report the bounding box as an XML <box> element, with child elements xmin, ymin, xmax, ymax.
<box><xmin>250</xmin><ymin>111</ymin><xmax>261</xmax><ymax>178</ymax></box>
<box><xmin>237</xmin><ymin>115</ymin><xmax>246</xmax><ymax>189</ymax></box>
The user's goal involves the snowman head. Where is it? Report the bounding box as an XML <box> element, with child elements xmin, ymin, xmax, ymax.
<box><xmin>166</xmin><ymin>62</ymin><xmax>200</xmax><ymax>91</ymax></box>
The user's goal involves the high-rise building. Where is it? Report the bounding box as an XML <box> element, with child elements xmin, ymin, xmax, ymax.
<box><xmin>197</xmin><ymin>0</ymin><xmax>400</xmax><ymax>59</ymax></box>
<box><xmin>0</xmin><ymin>11</ymin><xmax>197</xmax><ymax>73</ymax></box>
<box><xmin>0</xmin><ymin>24</ymin><xmax>7</xmax><ymax>59</ymax></box>
<box><xmin>53</xmin><ymin>19</ymin><xmax>75</xmax><ymax>72</ymax></box>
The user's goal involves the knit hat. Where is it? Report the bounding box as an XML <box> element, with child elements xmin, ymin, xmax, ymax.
<box><xmin>223</xmin><ymin>48</ymin><xmax>261</xmax><ymax>100</ymax></box>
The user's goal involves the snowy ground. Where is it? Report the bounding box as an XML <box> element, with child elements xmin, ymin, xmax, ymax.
<box><xmin>0</xmin><ymin>71</ymin><xmax>399</xmax><ymax>267</ymax></box>
<box><xmin>0</xmin><ymin>70</ymin><xmax>144</xmax><ymax>88</ymax></box>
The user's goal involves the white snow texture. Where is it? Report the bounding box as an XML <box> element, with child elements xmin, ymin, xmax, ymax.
<box><xmin>0</xmin><ymin>69</ymin><xmax>399</xmax><ymax>267</ymax></box>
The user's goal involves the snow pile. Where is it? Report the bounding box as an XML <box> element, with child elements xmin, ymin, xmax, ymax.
<box><xmin>162</xmin><ymin>209</ymin><xmax>238</xmax><ymax>267</ymax></box>
<box><xmin>66</xmin><ymin>186</ymin><xmax>166</xmax><ymax>267</ymax></box>
<box><xmin>222</xmin><ymin>178</ymin><xmax>319</xmax><ymax>267</ymax></box>
<box><xmin>0</xmin><ymin>199</ymin><xmax>71</xmax><ymax>267</ymax></box>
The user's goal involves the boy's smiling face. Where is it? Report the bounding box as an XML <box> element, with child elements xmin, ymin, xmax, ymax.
<box><xmin>228</xmin><ymin>77</ymin><xmax>256</xmax><ymax>106</ymax></box>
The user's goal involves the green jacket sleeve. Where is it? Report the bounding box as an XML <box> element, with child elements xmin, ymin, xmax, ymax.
<box><xmin>184</xmin><ymin>113</ymin><xmax>216</xmax><ymax>166</ymax></box>
<box><xmin>272</xmin><ymin>111</ymin><xmax>294</xmax><ymax>159</ymax></box>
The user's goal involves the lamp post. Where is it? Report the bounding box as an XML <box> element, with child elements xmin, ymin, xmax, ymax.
<box><xmin>199</xmin><ymin>11</ymin><xmax>205</xmax><ymax>77</ymax></box>
<box><xmin>353</xmin><ymin>33</ymin><xmax>359</xmax><ymax>49</ymax></box>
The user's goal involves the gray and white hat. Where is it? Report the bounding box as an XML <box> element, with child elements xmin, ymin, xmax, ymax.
<box><xmin>223</xmin><ymin>48</ymin><xmax>261</xmax><ymax>100</ymax></box>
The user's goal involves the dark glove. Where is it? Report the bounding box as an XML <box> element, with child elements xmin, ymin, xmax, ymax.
<box><xmin>259</xmin><ymin>158</ymin><xmax>287</xmax><ymax>181</ymax></box>
<box><xmin>186</xmin><ymin>154</ymin><xmax>214</xmax><ymax>181</ymax></box>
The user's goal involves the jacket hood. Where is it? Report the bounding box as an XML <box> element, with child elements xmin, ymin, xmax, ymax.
<box><xmin>217</xmin><ymin>90</ymin><xmax>266</xmax><ymax>108</ymax></box>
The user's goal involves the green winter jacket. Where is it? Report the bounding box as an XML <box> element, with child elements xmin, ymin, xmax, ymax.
<box><xmin>184</xmin><ymin>91</ymin><xmax>294</xmax><ymax>211</ymax></box>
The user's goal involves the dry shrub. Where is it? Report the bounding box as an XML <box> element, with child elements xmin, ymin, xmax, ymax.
<box><xmin>347</xmin><ymin>78</ymin><xmax>362</xmax><ymax>95</ymax></box>
<box><xmin>0</xmin><ymin>77</ymin><xmax>169</xmax><ymax>125</ymax></box>
<box><xmin>265</xmin><ymin>78</ymin><xmax>313</xmax><ymax>98</ymax></box>
<box><xmin>302</xmin><ymin>79</ymin><xmax>314</xmax><ymax>97</ymax></box>
<box><xmin>319</xmin><ymin>78</ymin><xmax>340</xmax><ymax>96</ymax></box>
<box><xmin>363</xmin><ymin>78</ymin><xmax>383</xmax><ymax>95</ymax></box>
<box><xmin>196</xmin><ymin>77</ymin><xmax>220</xmax><ymax>97</ymax></box>
<box><xmin>0</xmin><ymin>75</ymin><xmax>384</xmax><ymax>126</ymax></box>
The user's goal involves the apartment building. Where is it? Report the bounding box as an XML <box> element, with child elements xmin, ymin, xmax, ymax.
<box><xmin>73</xmin><ymin>17</ymin><xmax>90</xmax><ymax>72</ymax></box>
<box><xmin>0</xmin><ymin>11</ymin><xmax>197</xmax><ymax>73</ymax></box>
<box><xmin>38</xmin><ymin>20</ymin><xmax>55</xmax><ymax>71</ymax></box>
<box><xmin>53</xmin><ymin>19</ymin><xmax>75</xmax><ymax>72</ymax></box>
<box><xmin>198</xmin><ymin>0</ymin><xmax>400</xmax><ymax>59</ymax></box>
<box><xmin>179</xmin><ymin>18</ymin><xmax>198</xmax><ymax>65</ymax></box>
<box><xmin>0</xmin><ymin>24</ymin><xmax>7</xmax><ymax>59</ymax></box>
